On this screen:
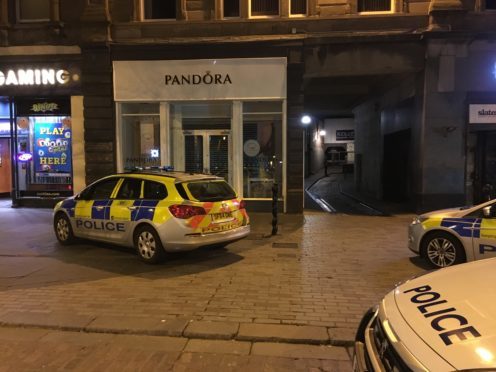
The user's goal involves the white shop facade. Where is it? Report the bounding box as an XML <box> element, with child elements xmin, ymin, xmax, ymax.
<box><xmin>113</xmin><ymin>57</ymin><xmax>288</xmax><ymax>211</ymax></box>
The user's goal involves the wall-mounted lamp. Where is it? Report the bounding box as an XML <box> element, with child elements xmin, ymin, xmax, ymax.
<box><xmin>301</xmin><ymin>115</ymin><xmax>312</xmax><ymax>125</ymax></box>
<box><xmin>319</xmin><ymin>130</ymin><xmax>326</xmax><ymax>136</ymax></box>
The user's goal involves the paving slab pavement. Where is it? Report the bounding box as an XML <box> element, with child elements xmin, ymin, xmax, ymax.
<box><xmin>0</xmin><ymin>196</ymin><xmax>425</xmax><ymax>367</ymax></box>
<box><xmin>0</xmin><ymin>326</ymin><xmax>353</xmax><ymax>371</ymax></box>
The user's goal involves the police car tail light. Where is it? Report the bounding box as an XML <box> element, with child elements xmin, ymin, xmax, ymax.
<box><xmin>169</xmin><ymin>205</ymin><xmax>206</xmax><ymax>219</ymax></box>
<box><xmin>239</xmin><ymin>200</ymin><xmax>246</xmax><ymax>209</ymax></box>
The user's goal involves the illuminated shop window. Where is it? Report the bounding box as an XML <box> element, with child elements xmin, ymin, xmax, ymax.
<box><xmin>169</xmin><ymin>102</ymin><xmax>232</xmax><ymax>183</ymax></box>
<box><xmin>242</xmin><ymin>101</ymin><xmax>282</xmax><ymax>198</ymax></box>
<box><xmin>120</xmin><ymin>103</ymin><xmax>161</xmax><ymax>169</ymax></box>
<box><xmin>358</xmin><ymin>0</ymin><xmax>391</xmax><ymax>12</ymax></box>
<box><xmin>16</xmin><ymin>116</ymin><xmax>73</xmax><ymax>197</ymax></box>
<box><xmin>251</xmin><ymin>0</ymin><xmax>279</xmax><ymax>16</ymax></box>
<box><xmin>143</xmin><ymin>0</ymin><xmax>176</xmax><ymax>19</ymax></box>
<box><xmin>17</xmin><ymin>0</ymin><xmax>50</xmax><ymax>22</ymax></box>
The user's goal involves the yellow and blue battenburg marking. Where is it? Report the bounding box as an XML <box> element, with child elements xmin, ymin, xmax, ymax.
<box><xmin>63</xmin><ymin>198</ymin><xmax>166</xmax><ymax>223</ymax></box>
<box><xmin>61</xmin><ymin>199</ymin><xmax>76</xmax><ymax>217</ymax></box>
<box><xmin>129</xmin><ymin>200</ymin><xmax>159</xmax><ymax>221</ymax></box>
<box><xmin>92</xmin><ymin>200</ymin><xmax>112</xmax><ymax>219</ymax></box>
<box><xmin>439</xmin><ymin>217</ymin><xmax>483</xmax><ymax>238</ymax></box>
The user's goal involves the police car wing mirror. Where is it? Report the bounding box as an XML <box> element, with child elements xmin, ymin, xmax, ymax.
<box><xmin>75</xmin><ymin>191</ymin><xmax>90</xmax><ymax>201</ymax></box>
<box><xmin>483</xmin><ymin>205</ymin><xmax>496</xmax><ymax>218</ymax></box>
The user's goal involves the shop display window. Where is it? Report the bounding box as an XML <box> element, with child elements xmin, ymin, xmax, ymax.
<box><xmin>16</xmin><ymin>115</ymin><xmax>73</xmax><ymax>196</ymax></box>
<box><xmin>242</xmin><ymin>101</ymin><xmax>283</xmax><ymax>198</ymax></box>
<box><xmin>120</xmin><ymin>103</ymin><xmax>161</xmax><ymax>170</ymax></box>
<box><xmin>169</xmin><ymin>102</ymin><xmax>232</xmax><ymax>182</ymax></box>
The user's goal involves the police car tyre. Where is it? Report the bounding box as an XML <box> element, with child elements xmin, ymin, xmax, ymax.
<box><xmin>421</xmin><ymin>231</ymin><xmax>466</xmax><ymax>268</ymax></box>
<box><xmin>134</xmin><ymin>225</ymin><xmax>165</xmax><ymax>264</ymax></box>
<box><xmin>54</xmin><ymin>213</ymin><xmax>75</xmax><ymax>245</ymax></box>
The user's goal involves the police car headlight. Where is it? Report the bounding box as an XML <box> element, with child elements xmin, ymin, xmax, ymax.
<box><xmin>411</xmin><ymin>216</ymin><xmax>427</xmax><ymax>225</ymax></box>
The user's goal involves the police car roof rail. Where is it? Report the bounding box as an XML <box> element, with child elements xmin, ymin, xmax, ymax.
<box><xmin>122</xmin><ymin>166</ymin><xmax>209</xmax><ymax>178</ymax></box>
<box><xmin>124</xmin><ymin>166</ymin><xmax>175</xmax><ymax>172</ymax></box>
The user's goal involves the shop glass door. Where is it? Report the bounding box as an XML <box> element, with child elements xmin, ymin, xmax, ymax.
<box><xmin>184</xmin><ymin>130</ymin><xmax>230</xmax><ymax>182</ymax></box>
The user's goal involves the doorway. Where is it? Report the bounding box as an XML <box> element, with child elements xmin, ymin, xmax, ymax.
<box><xmin>0</xmin><ymin>138</ymin><xmax>12</xmax><ymax>195</ymax></box>
<box><xmin>184</xmin><ymin>130</ymin><xmax>231</xmax><ymax>182</ymax></box>
<box><xmin>474</xmin><ymin>131</ymin><xmax>496</xmax><ymax>203</ymax></box>
<box><xmin>383</xmin><ymin>129</ymin><xmax>411</xmax><ymax>202</ymax></box>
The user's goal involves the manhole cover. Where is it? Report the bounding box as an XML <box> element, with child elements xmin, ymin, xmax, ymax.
<box><xmin>272</xmin><ymin>242</ymin><xmax>299</xmax><ymax>249</ymax></box>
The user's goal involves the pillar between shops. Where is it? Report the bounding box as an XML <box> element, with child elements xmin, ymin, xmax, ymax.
<box><xmin>81</xmin><ymin>46</ymin><xmax>115</xmax><ymax>185</ymax></box>
<box><xmin>286</xmin><ymin>57</ymin><xmax>305</xmax><ymax>214</ymax></box>
<box><xmin>416</xmin><ymin>41</ymin><xmax>466</xmax><ymax>212</ymax></box>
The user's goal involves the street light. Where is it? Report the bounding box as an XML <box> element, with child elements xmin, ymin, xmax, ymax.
<box><xmin>301</xmin><ymin>115</ymin><xmax>311</xmax><ymax>125</ymax></box>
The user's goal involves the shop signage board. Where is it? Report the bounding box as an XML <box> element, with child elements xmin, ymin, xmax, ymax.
<box><xmin>469</xmin><ymin>104</ymin><xmax>496</xmax><ymax>124</ymax></box>
<box><xmin>0</xmin><ymin>63</ymin><xmax>81</xmax><ymax>95</ymax></box>
<box><xmin>113</xmin><ymin>58</ymin><xmax>287</xmax><ymax>101</ymax></box>
<box><xmin>336</xmin><ymin>129</ymin><xmax>355</xmax><ymax>141</ymax></box>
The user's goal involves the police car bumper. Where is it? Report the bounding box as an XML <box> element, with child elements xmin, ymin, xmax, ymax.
<box><xmin>161</xmin><ymin>224</ymin><xmax>250</xmax><ymax>252</ymax></box>
<box><xmin>408</xmin><ymin>223</ymin><xmax>422</xmax><ymax>254</ymax></box>
<box><xmin>355</xmin><ymin>290</ymin><xmax>456</xmax><ymax>372</ymax></box>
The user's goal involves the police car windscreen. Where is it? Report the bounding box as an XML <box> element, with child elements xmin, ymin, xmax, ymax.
<box><xmin>185</xmin><ymin>181</ymin><xmax>236</xmax><ymax>202</ymax></box>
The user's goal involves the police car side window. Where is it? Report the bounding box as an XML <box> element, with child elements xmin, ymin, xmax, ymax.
<box><xmin>116</xmin><ymin>178</ymin><xmax>142</xmax><ymax>200</ymax></box>
<box><xmin>90</xmin><ymin>178</ymin><xmax>120</xmax><ymax>200</ymax></box>
<box><xmin>143</xmin><ymin>181</ymin><xmax>167</xmax><ymax>200</ymax></box>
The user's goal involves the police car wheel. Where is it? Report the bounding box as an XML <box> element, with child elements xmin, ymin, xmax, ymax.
<box><xmin>54</xmin><ymin>213</ymin><xmax>75</xmax><ymax>245</ymax></box>
<box><xmin>134</xmin><ymin>226</ymin><xmax>165</xmax><ymax>264</ymax></box>
<box><xmin>421</xmin><ymin>232</ymin><xmax>465</xmax><ymax>268</ymax></box>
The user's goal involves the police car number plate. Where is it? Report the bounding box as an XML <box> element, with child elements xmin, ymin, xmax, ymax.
<box><xmin>211</xmin><ymin>212</ymin><xmax>233</xmax><ymax>222</ymax></box>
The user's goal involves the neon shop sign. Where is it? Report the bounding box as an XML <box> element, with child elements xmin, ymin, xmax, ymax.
<box><xmin>0</xmin><ymin>69</ymin><xmax>70</xmax><ymax>86</ymax></box>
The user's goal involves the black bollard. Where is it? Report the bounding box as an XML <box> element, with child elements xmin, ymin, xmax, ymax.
<box><xmin>271</xmin><ymin>182</ymin><xmax>278</xmax><ymax>236</ymax></box>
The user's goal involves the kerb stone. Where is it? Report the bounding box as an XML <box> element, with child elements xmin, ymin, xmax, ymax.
<box><xmin>237</xmin><ymin>323</ymin><xmax>329</xmax><ymax>344</ymax></box>
<box><xmin>183</xmin><ymin>321</ymin><xmax>239</xmax><ymax>340</ymax></box>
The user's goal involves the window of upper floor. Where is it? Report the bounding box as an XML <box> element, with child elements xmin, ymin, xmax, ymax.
<box><xmin>250</xmin><ymin>0</ymin><xmax>279</xmax><ymax>17</ymax></box>
<box><xmin>142</xmin><ymin>0</ymin><xmax>176</xmax><ymax>20</ymax></box>
<box><xmin>249</xmin><ymin>0</ymin><xmax>307</xmax><ymax>17</ymax></box>
<box><xmin>17</xmin><ymin>0</ymin><xmax>50</xmax><ymax>22</ymax></box>
<box><xmin>224</xmin><ymin>0</ymin><xmax>240</xmax><ymax>17</ymax></box>
<box><xmin>291</xmin><ymin>0</ymin><xmax>307</xmax><ymax>15</ymax></box>
<box><xmin>357</xmin><ymin>0</ymin><xmax>393</xmax><ymax>13</ymax></box>
<box><xmin>139</xmin><ymin>0</ymin><xmax>308</xmax><ymax>21</ymax></box>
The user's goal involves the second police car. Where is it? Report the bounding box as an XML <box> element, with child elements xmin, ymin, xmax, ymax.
<box><xmin>409</xmin><ymin>198</ymin><xmax>496</xmax><ymax>268</ymax></box>
<box><xmin>53</xmin><ymin>169</ymin><xmax>250</xmax><ymax>263</ymax></box>
<box><xmin>354</xmin><ymin>258</ymin><xmax>496</xmax><ymax>371</ymax></box>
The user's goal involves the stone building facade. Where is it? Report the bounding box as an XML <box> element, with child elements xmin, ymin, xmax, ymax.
<box><xmin>0</xmin><ymin>0</ymin><xmax>495</xmax><ymax>212</ymax></box>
